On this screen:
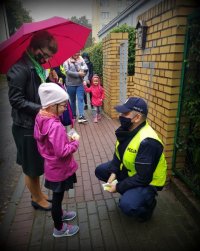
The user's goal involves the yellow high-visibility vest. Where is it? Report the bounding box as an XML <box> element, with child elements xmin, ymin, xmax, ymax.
<box><xmin>60</xmin><ymin>65</ymin><xmax>66</xmax><ymax>76</ymax></box>
<box><xmin>115</xmin><ymin>123</ymin><xmax>167</xmax><ymax>187</ymax></box>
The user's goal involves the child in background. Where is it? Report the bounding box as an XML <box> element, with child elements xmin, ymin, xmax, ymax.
<box><xmin>34</xmin><ymin>82</ymin><xmax>80</xmax><ymax>238</ymax></box>
<box><xmin>83</xmin><ymin>75</ymin><xmax>105</xmax><ymax>123</ymax></box>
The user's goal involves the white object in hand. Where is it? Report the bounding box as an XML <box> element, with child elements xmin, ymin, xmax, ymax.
<box><xmin>68</xmin><ymin>128</ymin><xmax>80</xmax><ymax>140</ymax></box>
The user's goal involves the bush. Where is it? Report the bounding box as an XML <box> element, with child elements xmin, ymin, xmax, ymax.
<box><xmin>84</xmin><ymin>24</ymin><xmax>136</xmax><ymax>80</ymax></box>
<box><xmin>84</xmin><ymin>42</ymin><xmax>103</xmax><ymax>80</ymax></box>
<box><xmin>110</xmin><ymin>24</ymin><xmax>136</xmax><ymax>75</ymax></box>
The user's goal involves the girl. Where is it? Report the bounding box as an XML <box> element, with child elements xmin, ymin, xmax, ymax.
<box><xmin>34</xmin><ymin>82</ymin><xmax>80</xmax><ymax>238</ymax></box>
<box><xmin>83</xmin><ymin>75</ymin><xmax>105</xmax><ymax>123</ymax></box>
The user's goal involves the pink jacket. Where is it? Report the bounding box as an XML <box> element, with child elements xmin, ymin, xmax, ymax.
<box><xmin>84</xmin><ymin>76</ymin><xmax>105</xmax><ymax>106</ymax></box>
<box><xmin>34</xmin><ymin>113</ymin><xmax>79</xmax><ymax>182</ymax></box>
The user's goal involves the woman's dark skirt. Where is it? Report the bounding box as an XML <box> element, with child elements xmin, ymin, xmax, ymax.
<box><xmin>12</xmin><ymin>124</ymin><xmax>44</xmax><ymax>177</ymax></box>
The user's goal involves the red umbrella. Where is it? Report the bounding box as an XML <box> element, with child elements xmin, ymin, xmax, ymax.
<box><xmin>0</xmin><ymin>16</ymin><xmax>91</xmax><ymax>74</ymax></box>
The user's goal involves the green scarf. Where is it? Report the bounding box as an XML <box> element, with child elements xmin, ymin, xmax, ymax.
<box><xmin>26</xmin><ymin>50</ymin><xmax>46</xmax><ymax>83</ymax></box>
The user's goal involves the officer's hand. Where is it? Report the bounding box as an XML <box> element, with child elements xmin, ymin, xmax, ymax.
<box><xmin>107</xmin><ymin>173</ymin><xmax>116</xmax><ymax>184</ymax></box>
<box><xmin>108</xmin><ymin>184</ymin><xmax>117</xmax><ymax>193</ymax></box>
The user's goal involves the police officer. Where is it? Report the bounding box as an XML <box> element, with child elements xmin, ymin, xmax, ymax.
<box><xmin>95</xmin><ymin>97</ymin><xmax>167</xmax><ymax>221</ymax></box>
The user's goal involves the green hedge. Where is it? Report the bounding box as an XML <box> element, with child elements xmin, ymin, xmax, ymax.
<box><xmin>110</xmin><ymin>24</ymin><xmax>136</xmax><ymax>75</ymax></box>
<box><xmin>178</xmin><ymin>20</ymin><xmax>200</xmax><ymax>194</ymax></box>
<box><xmin>84</xmin><ymin>24</ymin><xmax>136</xmax><ymax>80</ymax></box>
<box><xmin>84</xmin><ymin>42</ymin><xmax>103</xmax><ymax>80</ymax></box>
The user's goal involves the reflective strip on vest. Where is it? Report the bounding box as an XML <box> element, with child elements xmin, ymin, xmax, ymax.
<box><xmin>115</xmin><ymin>123</ymin><xmax>167</xmax><ymax>187</ymax></box>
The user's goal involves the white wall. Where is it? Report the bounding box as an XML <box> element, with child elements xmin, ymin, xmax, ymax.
<box><xmin>0</xmin><ymin>3</ymin><xmax>9</xmax><ymax>43</ymax></box>
<box><xmin>98</xmin><ymin>0</ymin><xmax>162</xmax><ymax>40</ymax></box>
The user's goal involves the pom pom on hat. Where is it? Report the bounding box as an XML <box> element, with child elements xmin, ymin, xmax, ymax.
<box><xmin>38</xmin><ymin>82</ymin><xmax>69</xmax><ymax>108</ymax></box>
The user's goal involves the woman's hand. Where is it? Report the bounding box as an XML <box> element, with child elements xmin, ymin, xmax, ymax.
<box><xmin>79</xmin><ymin>71</ymin><xmax>85</xmax><ymax>78</ymax></box>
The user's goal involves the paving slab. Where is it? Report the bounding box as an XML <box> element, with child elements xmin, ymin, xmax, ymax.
<box><xmin>0</xmin><ymin>109</ymin><xmax>200</xmax><ymax>251</ymax></box>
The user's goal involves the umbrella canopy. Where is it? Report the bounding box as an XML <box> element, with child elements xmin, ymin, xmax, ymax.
<box><xmin>0</xmin><ymin>16</ymin><xmax>91</xmax><ymax>74</ymax></box>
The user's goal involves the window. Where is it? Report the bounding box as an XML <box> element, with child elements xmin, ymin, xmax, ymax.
<box><xmin>101</xmin><ymin>12</ymin><xmax>109</xmax><ymax>19</ymax></box>
<box><xmin>117</xmin><ymin>0</ymin><xmax>123</xmax><ymax>8</ymax></box>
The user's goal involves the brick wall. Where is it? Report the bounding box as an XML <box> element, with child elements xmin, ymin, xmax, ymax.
<box><xmin>102</xmin><ymin>32</ymin><xmax>128</xmax><ymax>118</ymax></box>
<box><xmin>134</xmin><ymin>0</ymin><xmax>198</xmax><ymax>173</ymax></box>
<box><xmin>102</xmin><ymin>0</ymin><xmax>198</xmax><ymax>175</ymax></box>
<box><xmin>127</xmin><ymin>75</ymin><xmax>135</xmax><ymax>97</ymax></box>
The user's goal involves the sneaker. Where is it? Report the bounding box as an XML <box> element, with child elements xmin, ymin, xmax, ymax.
<box><xmin>97</xmin><ymin>114</ymin><xmax>101</xmax><ymax>120</ymax></box>
<box><xmin>62</xmin><ymin>210</ymin><xmax>76</xmax><ymax>221</ymax></box>
<box><xmin>53</xmin><ymin>223</ymin><xmax>79</xmax><ymax>237</ymax></box>
<box><xmin>78</xmin><ymin>116</ymin><xmax>87</xmax><ymax>123</ymax></box>
<box><xmin>84</xmin><ymin>105</ymin><xmax>88</xmax><ymax>110</ymax></box>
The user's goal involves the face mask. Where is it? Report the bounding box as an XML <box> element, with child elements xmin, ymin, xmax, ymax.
<box><xmin>119</xmin><ymin>116</ymin><xmax>133</xmax><ymax>130</ymax></box>
<box><xmin>35</xmin><ymin>53</ymin><xmax>46</xmax><ymax>64</ymax></box>
<box><xmin>84</xmin><ymin>58</ymin><xmax>89</xmax><ymax>63</ymax></box>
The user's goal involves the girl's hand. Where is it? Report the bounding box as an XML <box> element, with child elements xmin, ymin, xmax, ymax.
<box><xmin>71</xmin><ymin>133</ymin><xmax>80</xmax><ymax>141</ymax></box>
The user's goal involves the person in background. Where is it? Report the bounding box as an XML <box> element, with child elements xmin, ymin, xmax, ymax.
<box><xmin>52</xmin><ymin>65</ymin><xmax>66</xmax><ymax>85</ymax></box>
<box><xmin>34</xmin><ymin>82</ymin><xmax>80</xmax><ymax>238</ymax></box>
<box><xmin>83</xmin><ymin>75</ymin><xmax>105</xmax><ymax>123</ymax></box>
<box><xmin>81</xmin><ymin>52</ymin><xmax>93</xmax><ymax>110</ymax></box>
<box><xmin>95</xmin><ymin>97</ymin><xmax>167</xmax><ymax>222</ymax></box>
<box><xmin>63</xmin><ymin>52</ymin><xmax>88</xmax><ymax>123</ymax></box>
<box><xmin>45</xmin><ymin>65</ymin><xmax>65</xmax><ymax>85</ymax></box>
<box><xmin>7</xmin><ymin>30</ymin><xmax>58</xmax><ymax>211</ymax></box>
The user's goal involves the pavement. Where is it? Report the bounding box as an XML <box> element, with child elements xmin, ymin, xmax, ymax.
<box><xmin>0</xmin><ymin>105</ymin><xmax>200</xmax><ymax>251</ymax></box>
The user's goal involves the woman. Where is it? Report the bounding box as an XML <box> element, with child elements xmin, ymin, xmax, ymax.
<box><xmin>63</xmin><ymin>52</ymin><xmax>88</xmax><ymax>123</ymax></box>
<box><xmin>7</xmin><ymin>30</ymin><xmax>58</xmax><ymax>210</ymax></box>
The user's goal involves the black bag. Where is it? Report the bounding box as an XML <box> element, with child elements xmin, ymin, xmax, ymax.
<box><xmin>54</xmin><ymin>81</ymin><xmax>74</xmax><ymax>127</ymax></box>
<box><xmin>60</xmin><ymin>100</ymin><xmax>74</xmax><ymax>127</ymax></box>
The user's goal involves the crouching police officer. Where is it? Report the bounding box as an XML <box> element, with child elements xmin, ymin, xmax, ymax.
<box><xmin>95</xmin><ymin>97</ymin><xmax>167</xmax><ymax>222</ymax></box>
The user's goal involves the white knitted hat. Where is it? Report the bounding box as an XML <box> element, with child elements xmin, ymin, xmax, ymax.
<box><xmin>38</xmin><ymin>82</ymin><xmax>69</xmax><ymax>108</ymax></box>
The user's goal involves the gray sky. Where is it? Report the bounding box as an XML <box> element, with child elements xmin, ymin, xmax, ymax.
<box><xmin>21</xmin><ymin>0</ymin><xmax>92</xmax><ymax>22</ymax></box>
